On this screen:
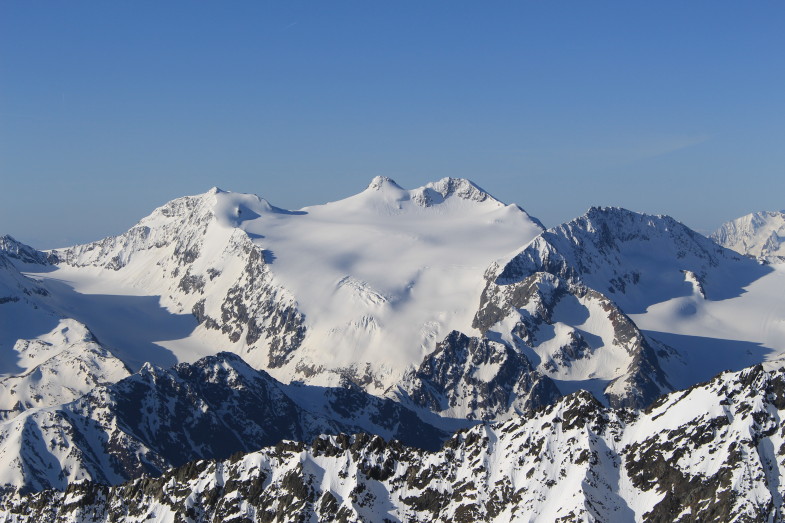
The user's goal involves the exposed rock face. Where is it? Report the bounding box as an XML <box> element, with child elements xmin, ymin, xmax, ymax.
<box><xmin>713</xmin><ymin>210</ymin><xmax>785</xmax><ymax>262</ymax></box>
<box><xmin>0</xmin><ymin>353</ymin><xmax>447</xmax><ymax>493</ymax></box>
<box><xmin>393</xmin><ymin>330</ymin><xmax>561</xmax><ymax>420</ymax></box>
<box><xmin>0</xmin><ymin>239</ymin><xmax>50</xmax><ymax>302</ymax></box>
<box><xmin>4</xmin><ymin>364</ymin><xmax>784</xmax><ymax>522</ymax></box>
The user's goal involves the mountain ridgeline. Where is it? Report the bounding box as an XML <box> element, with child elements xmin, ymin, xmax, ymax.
<box><xmin>2</xmin><ymin>178</ymin><xmax>785</xmax><ymax>520</ymax></box>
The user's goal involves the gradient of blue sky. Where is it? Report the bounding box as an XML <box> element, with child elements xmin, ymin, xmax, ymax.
<box><xmin>1</xmin><ymin>1</ymin><xmax>784</xmax><ymax>247</ymax></box>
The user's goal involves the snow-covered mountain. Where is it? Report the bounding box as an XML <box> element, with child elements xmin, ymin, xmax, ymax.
<box><xmin>0</xmin><ymin>237</ymin><xmax>130</xmax><ymax>419</ymax></box>
<box><xmin>0</xmin><ymin>352</ymin><xmax>446</xmax><ymax>493</ymax></box>
<box><xmin>4</xmin><ymin>361</ymin><xmax>784</xmax><ymax>522</ymax></box>
<box><xmin>3</xmin><ymin>179</ymin><xmax>785</xmax><ymax>519</ymax></box>
<box><xmin>5</xmin><ymin>186</ymin><xmax>785</xmax><ymax>415</ymax></box>
<box><xmin>18</xmin><ymin>178</ymin><xmax>543</xmax><ymax>395</ymax></box>
<box><xmin>713</xmin><ymin>210</ymin><xmax>785</xmax><ymax>262</ymax></box>
<box><xmin>6</xmin><ymin>186</ymin><xmax>785</xmax><ymax>414</ymax></box>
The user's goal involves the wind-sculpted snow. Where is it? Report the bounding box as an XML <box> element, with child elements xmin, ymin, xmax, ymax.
<box><xmin>0</xmin><ymin>353</ymin><xmax>447</xmax><ymax>493</ymax></box>
<box><xmin>713</xmin><ymin>210</ymin><xmax>785</xmax><ymax>262</ymax></box>
<box><xmin>4</xmin><ymin>363</ymin><xmax>785</xmax><ymax>522</ymax></box>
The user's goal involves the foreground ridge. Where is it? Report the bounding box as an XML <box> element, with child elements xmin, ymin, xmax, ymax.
<box><xmin>3</xmin><ymin>362</ymin><xmax>784</xmax><ymax>522</ymax></box>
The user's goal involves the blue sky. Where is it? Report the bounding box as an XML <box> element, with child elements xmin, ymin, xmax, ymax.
<box><xmin>1</xmin><ymin>1</ymin><xmax>784</xmax><ymax>247</ymax></box>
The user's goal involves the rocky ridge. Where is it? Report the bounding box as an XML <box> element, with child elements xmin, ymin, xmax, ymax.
<box><xmin>3</xmin><ymin>362</ymin><xmax>784</xmax><ymax>522</ymax></box>
<box><xmin>471</xmin><ymin>207</ymin><xmax>769</xmax><ymax>409</ymax></box>
<box><xmin>0</xmin><ymin>352</ymin><xmax>447</xmax><ymax>493</ymax></box>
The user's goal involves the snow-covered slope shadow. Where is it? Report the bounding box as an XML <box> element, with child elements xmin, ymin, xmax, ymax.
<box><xmin>0</xmin><ymin>302</ymin><xmax>61</xmax><ymax>375</ymax></box>
<box><xmin>35</xmin><ymin>278</ymin><xmax>191</xmax><ymax>370</ymax></box>
<box><xmin>647</xmin><ymin>330</ymin><xmax>773</xmax><ymax>389</ymax></box>
<box><xmin>0</xmin><ymin>255</ymin><xmax>63</xmax><ymax>374</ymax></box>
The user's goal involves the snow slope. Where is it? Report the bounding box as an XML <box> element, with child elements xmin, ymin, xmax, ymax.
<box><xmin>0</xmin><ymin>237</ymin><xmax>130</xmax><ymax>419</ymax></box>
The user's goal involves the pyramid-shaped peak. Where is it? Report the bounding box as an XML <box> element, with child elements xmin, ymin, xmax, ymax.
<box><xmin>367</xmin><ymin>176</ymin><xmax>404</xmax><ymax>191</ymax></box>
<box><xmin>0</xmin><ymin>235</ymin><xmax>50</xmax><ymax>265</ymax></box>
<box><xmin>412</xmin><ymin>177</ymin><xmax>497</xmax><ymax>206</ymax></box>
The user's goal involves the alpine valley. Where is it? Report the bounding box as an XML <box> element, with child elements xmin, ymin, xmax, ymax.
<box><xmin>2</xmin><ymin>177</ymin><xmax>785</xmax><ymax>521</ymax></box>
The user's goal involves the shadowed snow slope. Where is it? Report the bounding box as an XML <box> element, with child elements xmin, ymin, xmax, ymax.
<box><xmin>0</xmin><ymin>238</ymin><xmax>131</xmax><ymax>419</ymax></box>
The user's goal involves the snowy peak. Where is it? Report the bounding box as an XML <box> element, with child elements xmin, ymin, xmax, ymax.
<box><xmin>411</xmin><ymin>177</ymin><xmax>495</xmax><ymax>206</ymax></box>
<box><xmin>491</xmin><ymin>206</ymin><xmax>761</xmax><ymax>313</ymax></box>
<box><xmin>354</xmin><ymin>176</ymin><xmax>510</xmax><ymax>212</ymax></box>
<box><xmin>471</xmin><ymin>206</ymin><xmax>778</xmax><ymax>409</ymax></box>
<box><xmin>712</xmin><ymin>210</ymin><xmax>785</xmax><ymax>261</ymax></box>
<box><xmin>0</xmin><ymin>236</ymin><xmax>50</xmax><ymax>266</ymax></box>
<box><xmin>366</xmin><ymin>175</ymin><xmax>404</xmax><ymax>191</ymax></box>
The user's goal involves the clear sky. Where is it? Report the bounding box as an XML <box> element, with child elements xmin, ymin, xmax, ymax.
<box><xmin>1</xmin><ymin>1</ymin><xmax>784</xmax><ymax>248</ymax></box>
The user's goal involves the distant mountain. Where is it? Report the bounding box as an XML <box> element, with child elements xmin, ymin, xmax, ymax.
<box><xmin>5</xmin><ymin>362</ymin><xmax>784</xmax><ymax>521</ymax></box>
<box><xmin>712</xmin><ymin>210</ymin><xmax>785</xmax><ymax>262</ymax></box>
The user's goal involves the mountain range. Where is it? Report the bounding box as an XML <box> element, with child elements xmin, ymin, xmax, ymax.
<box><xmin>2</xmin><ymin>177</ymin><xmax>785</xmax><ymax>520</ymax></box>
